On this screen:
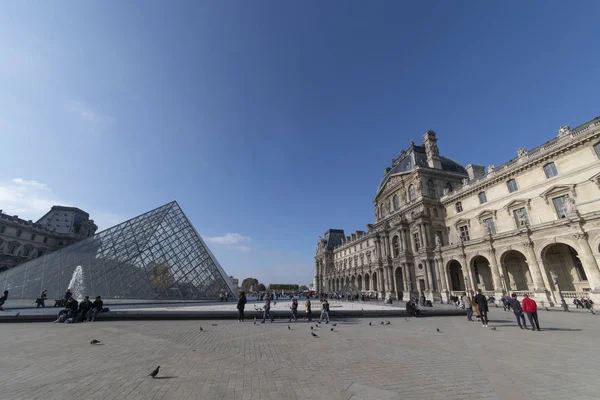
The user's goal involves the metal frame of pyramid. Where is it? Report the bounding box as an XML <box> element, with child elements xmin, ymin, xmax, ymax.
<box><xmin>0</xmin><ymin>201</ymin><xmax>237</xmax><ymax>301</ymax></box>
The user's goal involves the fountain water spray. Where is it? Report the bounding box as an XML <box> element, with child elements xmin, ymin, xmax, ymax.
<box><xmin>68</xmin><ymin>265</ymin><xmax>85</xmax><ymax>300</ymax></box>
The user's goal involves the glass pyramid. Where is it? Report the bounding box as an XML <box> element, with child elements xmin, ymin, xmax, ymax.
<box><xmin>0</xmin><ymin>201</ymin><xmax>236</xmax><ymax>301</ymax></box>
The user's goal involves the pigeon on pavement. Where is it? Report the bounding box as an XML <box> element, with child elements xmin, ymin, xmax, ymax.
<box><xmin>369</xmin><ymin>322</ymin><xmax>372</xmax><ymax>326</ymax></box>
<box><xmin>288</xmin><ymin>325</ymin><xmax>291</xmax><ymax>330</ymax></box>
<box><xmin>311</xmin><ymin>332</ymin><xmax>319</xmax><ymax>338</ymax></box>
<box><xmin>90</xmin><ymin>339</ymin><xmax>101</xmax><ymax>345</ymax></box>
<box><xmin>385</xmin><ymin>321</ymin><xmax>390</xmax><ymax>325</ymax></box>
<box><xmin>332</xmin><ymin>323</ymin><xmax>337</xmax><ymax>327</ymax></box>
<box><xmin>199</xmin><ymin>327</ymin><xmax>204</xmax><ymax>331</ymax></box>
<box><xmin>149</xmin><ymin>366</ymin><xmax>160</xmax><ymax>378</ymax></box>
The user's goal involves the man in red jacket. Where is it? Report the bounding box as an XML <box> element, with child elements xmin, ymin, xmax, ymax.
<box><xmin>521</xmin><ymin>294</ymin><xmax>541</xmax><ymax>331</ymax></box>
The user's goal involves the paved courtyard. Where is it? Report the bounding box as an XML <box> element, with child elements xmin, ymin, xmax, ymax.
<box><xmin>1</xmin><ymin>309</ymin><xmax>599</xmax><ymax>400</ymax></box>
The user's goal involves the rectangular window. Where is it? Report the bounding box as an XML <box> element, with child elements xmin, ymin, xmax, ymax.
<box><xmin>413</xmin><ymin>233</ymin><xmax>420</xmax><ymax>251</ymax></box>
<box><xmin>595</xmin><ymin>142</ymin><xmax>600</xmax><ymax>157</ymax></box>
<box><xmin>0</xmin><ymin>225</ymin><xmax>5</xmax><ymax>233</ymax></box>
<box><xmin>8</xmin><ymin>243</ymin><xmax>17</xmax><ymax>255</ymax></box>
<box><xmin>507</xmin><ymin>179</ymin><xmax>518</xmax><ymax>193</ymax></box>
<box><xmin>513</xmin><ymin>207</ymin><xmax>530</xmax><ymax>227</ymax></box>
<box><xmin>22</xmin><ymin>247</ymin><xmax>31</xmax><ymax>257</ymax></box>
<box><xmin>459</xmin><ymin>225</ymin><xmax>470</xmax><ymax>241</ymax></box>
<box><xmin>483</xmin><ymin>217</ymin><xmax>496</xmax><ymax>235</ymax></box>
<box><xmin>543</xmin><ymin>162</ymin><xmax>558</xmax><ymax>178</ymax></box>
<box><xmin>16</xmin><ymin>229</ymin><xmax>22</xmax><ymax>238</ymax></box>
<box><xmin>455</xmin><ymin>202</ymin><xmax>463</xmax><ymax>213</ymax></box>
<box><xmin>43</xmin><ymin>237</ymin><xmax>48</xmax><ymax>244</ymax></box>
<box><xmin>30</xmin><ymin>234</ymin><xmax>36</xmax><ymax>241</ymax></box>
<box><xmin>478</xmin><ymin>192</ymin><xmax>487</xmax><ymax>204</ymax></box>
<box><xmin>552</xmin><ymin>195</ymin><xmax>569</xmax><ymax>218</ymax></box>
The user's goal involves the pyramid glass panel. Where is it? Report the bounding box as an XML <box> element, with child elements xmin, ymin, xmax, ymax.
<box><xmin>0</xmin><ymin>201</ymin><xmax>236</xmax><ymax>301</ymax></box>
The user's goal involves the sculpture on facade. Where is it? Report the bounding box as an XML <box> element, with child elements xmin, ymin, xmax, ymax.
<box><xmin>435</xmin><ymin>234</ymin><xmax>442</xmax><ymax>249</ymax></box>
<box><xmin>564</xmin><ymin>196</ymin><xmax>577</xmax><ymax>215</ymax></box>
<box><xmin>462</xmin><ymin>178</ymin><xmax>469</xmax><ymax>187</ymax></box>
<box><xmin>558</xmin><ymin>125</ymin><xmax>571</xmax><ymax>137</ymax></box>
<box><xmin>517</xmin><ymin>148</ymin><xmax>528</xmax><ymax>158</ymax></box>
<box><xmin>488</xmin><ymin>165</ymin><xmax>495</xmax><ymax>173</ymax></box>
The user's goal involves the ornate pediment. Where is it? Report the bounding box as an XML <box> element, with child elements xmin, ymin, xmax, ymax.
<box><xmin>504</xmin><ymin>198</ymin><xmax>531</xmax><ymax>214</ymax></box>
<box><xmin>377</xmin><ymin>174</ymin><xmax>406</xmax><ymax>198</ymax></box>
<box><xmin>476</xmin><ymin>209</ymin><xmax>497</xmax><ymax>223</ymax></box>
<box><xmin>454</xmin><ymin>218</ymin><xmax>470</xmax><ymax>228</ymax></box>
<box><xmin>539</xmin><ymin>184</ymin><xmax>576</xmax><ymax>204</ymax></box>
<box><xmin>589</xmin><ymin>172</ymin><xmax>600</xmax><ymax>189</ymax></box>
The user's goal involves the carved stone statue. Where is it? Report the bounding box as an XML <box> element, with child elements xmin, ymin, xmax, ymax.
<box><xmin>558</xmin><ymin>125</ymin><xmax>571</xmax><ymax>137</ymax></box>
<box><xmin>517</xmin><ymin>148</ymin><xmax>528</xmax><ymax>158</ymax></box>
<box><xmin>516</xmin><ymin>209</ymin><xmax>528</xmax><ymax>227</ymax></box>
<box><xmin>443</xmin><ymin>187</ymin><xmax>450</xmax><ymax>195</ymax></box>
<box><xmin>435</xmin><ymin>235</ymin><xmax>442</xmax><ymax>249</ymax></box>
<box><xmin>484</xmin><ymin>222</ymin><xmax>492</xmax><ymax>235</ymax></box>
<box><xmin>488</xmin><ymin>165</ymin><xmax>495</xmax><ymax>173</ymax></box>
<box><xmin>462</xmin><ymin>178</ymin><xmax>469</xmax><ymax>187</ymax></box>
<box><xmin>564</xmin><ymin>196</ymin><xmax>577</xmax><ymax>215</ymax></box>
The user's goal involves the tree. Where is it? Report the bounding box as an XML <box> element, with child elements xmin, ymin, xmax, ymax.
<box><xmin>256</xmin><ymin>283</ymin><xmax>266</xmax><ymax>292</ymax></box>
<box><xmin>241</xmin><ymin>278</ymin><xmax>259</xmax><ymax>292</ymax></box>
<box><xmin>299</xmin><ymin>285</ymin><xmax>309</xmax><ymax>291</ymax></box>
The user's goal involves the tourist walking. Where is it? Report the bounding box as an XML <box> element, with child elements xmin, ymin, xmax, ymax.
<box><xmin>474</xmin><ymin>289</ymin><xmax>489</xmax><ymax>327</ymax></box>
<box><xmin>237</xmin><ymin>291</ymin><xmax>247</xmax><ymax>322</ymax></box>
<box><xmin>508</xmin><ymin>293</ymin><xmax>527</xmax><ymax>329</ymax></box>
<box><xmin>462</xmin><ymin>292</ymin><xmax>473</xmax><ymax>321</ymax></box>
<box><xmin>36</xmin><ymin>289</ymin><xmax>48</xmax><ymax>308</ymax></box>
<box><xmin>319</xmin><ymin>299</ymin><xmax>330</xmax><ymax>323</ymax></box>
<box><xmin>305</xmin><ymin>298</ymin><xmax>312</xmax><ymax>321</ymax></box>
<box><xmin>522</xmin><ymin>294</ymin><xmax>541</xmax><ymax>331</ymax></box>
<box><xmin>0</xmin><ymin>290</ymin><xmax>8</xmax><ymax>311</ymax></box>
<box><xmin>261</xmin><ymin>294</ymin><xmax>274</xmax><ymax>323</ymax></box>
<box><xmin>289</xmin><ymin>296</ymin><xmax>298</xmax><ymax>322</ymax></box>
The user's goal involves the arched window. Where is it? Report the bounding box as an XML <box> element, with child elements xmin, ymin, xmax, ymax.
<box><xmin>478</xmin><ymin>191</ymin><xmax>487</xmax><ymax>204</ymax></box>
<box><xmin>393</xmin><ymin>195</ymin><xmax>399</xmax><ymax>210</ymax></box>
<box><xmin>507</xmin><ymin>179</ymin><xmax>518</xmax><ymax>193</ymax></box>
<box><xmin>543</xmin><ymin>162</ymin><xmax>558</xmax><ymax>178</ymax></box>
<box><xmin>444</xmin><ymin>182</ymin><xmax>453</xmax><ymax>194</ymax></box>
<box><xmin>455</xmin><ymin>202</ymin><xmax>463</xmax><ymax>213</ymax></box>
<box><xmin>408</xmin><ymin>185</ymin><xmax>415</xmax><ymax>202</ymax></box>
<box><xmin>392</xmin><ymin>235</ymin><xmax>400</xmax><ymax>257</ymax></box>
<box><xmin>427</xmin><ymin>180</ymin><xmax>435</xmax><ymax>197</ymax></box>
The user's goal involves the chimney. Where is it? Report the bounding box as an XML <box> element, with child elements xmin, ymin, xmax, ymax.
<box><xmin>423</xmin><ymin>130</ymin><xmax>442</xmax><ymax>169</ymax></box>
<box><xmin>466</xmin><ymin>164</ymin><xmax>485</xmax><ymax>180</ymax></box>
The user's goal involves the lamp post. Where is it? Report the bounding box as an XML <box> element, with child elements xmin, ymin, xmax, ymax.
<box><xmin>551</xmin><ymin>271</ymin><xmax>569</xmax><ymax>312</ymax></box>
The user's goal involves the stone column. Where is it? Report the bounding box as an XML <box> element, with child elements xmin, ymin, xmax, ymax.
<box><xmin>399</xmin><ymin>229</ymin><xmax>407</xmax><ymax>252</ymax></box>
<box><xmin>522</xmin><ymin>242</ymin><xmax>546</xmax><ymax>291</ymax></box>
<box><xmin>574</xmin><ymin>233</ymin><xmax>600</xmax><ymax>292</ymax></box>
<box><xmin>418</xmin><ymin>224</ymin><xmax>426</xmax><ymax>249</ymax></box>
<box><xmin>486</xmin><ymin>249</ymin><xmax>503</xmax><ymax>293</ymax></box>
<box><xmin>461</xmin><ymin>254</ymin><xmax>475</xmax><ymax>294</ymax></box>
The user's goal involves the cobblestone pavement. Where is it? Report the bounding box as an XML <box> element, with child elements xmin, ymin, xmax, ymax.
<box><xmin>1</xmin><ymin>309</ymin><xmax>598</xmax><ymax>400</ymax></box>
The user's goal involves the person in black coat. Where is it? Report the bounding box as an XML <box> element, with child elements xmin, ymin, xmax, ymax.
<box><xmin>237</xmin><ymin>291</ymin><xmax>247</xmax><ymax>322</ymax></box>
<box><xmin>87</xmin><ymin>296</ymin><xmax>104</xmax><ymax>322</ymax></box>
<box><xmin>474</xmin><ymin>289</ymin><xmax>489</xmax><ymax>327</ymax></box>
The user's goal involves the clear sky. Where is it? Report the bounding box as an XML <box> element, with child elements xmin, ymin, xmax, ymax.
<box><xmin>1</xmin><ymin>1</ymin><xmax>599</xmax><ymax>286</ymax></box>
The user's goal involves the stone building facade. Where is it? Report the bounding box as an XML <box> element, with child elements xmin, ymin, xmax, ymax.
<box><xmin>315</xmin><ymin>115</ymin><xmax>600</xmax><ymax>306</ymax></box>
<box><xmin>0</xmin><ymin>206</ymin><xmax>97</xmax><ymax>272</ymax></box>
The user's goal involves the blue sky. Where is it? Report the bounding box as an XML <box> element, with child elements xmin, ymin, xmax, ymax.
<box><xmin>1</xmin><ymin>1</ymin><xmax>599</xmax><ymax>286</ymax></box>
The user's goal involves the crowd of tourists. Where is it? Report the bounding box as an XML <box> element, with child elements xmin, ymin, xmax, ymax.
<box><xmin>52</xmin><ymin>289</ymin><xmax>106</xmax><ymax>323</ymax></box>
<box><xmin>235</xmin><ymin>291</ymin><xmax>331</xmax><ymax>324</ymax></box>
<box><xmin>460</xmin><ymin>290</ymin><xmax>541</xmax><ymax>331</ymax></box>
<box><xmin>573</xmin><ymin>297</ymin><xmax>594</xmax><ymax>309</ymax></box>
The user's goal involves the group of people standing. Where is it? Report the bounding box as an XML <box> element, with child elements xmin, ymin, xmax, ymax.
<box><xmin>461</xmin><ymin>290</ymin><xmax>541</xmax><ymax>331</ymax></box>
<box><xmin>235</xmin><ymin>291</ymin><xmax>330</xmax><ymax>323</ymax></box>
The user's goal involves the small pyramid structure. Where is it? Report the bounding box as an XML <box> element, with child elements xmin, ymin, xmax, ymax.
<box><xmin>0</xmin><ymin>201</ymin><xmax>236</xmax><ymax>300</ymax></box>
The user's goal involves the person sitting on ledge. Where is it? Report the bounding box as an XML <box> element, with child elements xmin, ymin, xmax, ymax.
<box><xmin>87</xmin><ymin>296</ymin><xmax>104</xmax><ymax>322</ymax></box>
<box><xmin>76</xmin><ymin>296</ymin><xmax>93</xmax><ymax>322</ymax></box>
<box><xmin>61</xmin><ymin>289</ymin><xmax>73</xmax><ymax>307</ymax></box>
<box><xmin>0</xmin><ymin>290</ymin><xmax>8</xmax><ymax>311</ymax></box>
<box><xmin>55</xmin><ymin>297</ymin><xmax>78</xmax><ymax>323</ymax></box>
